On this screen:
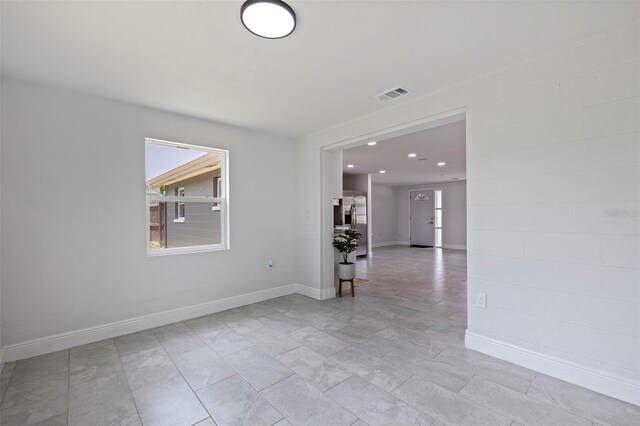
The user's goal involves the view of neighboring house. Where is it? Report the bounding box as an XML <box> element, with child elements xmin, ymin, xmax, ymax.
<box><xmin>146</xmin><ymin>152</ymin><xmax>223</xmax><ymax>249</ymax></box>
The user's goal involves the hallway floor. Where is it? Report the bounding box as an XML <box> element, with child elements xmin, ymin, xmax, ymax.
<box><xmin>1</xmin><ymin>246</ymin><xmax>638</xmax><ymax>425</ymax></box>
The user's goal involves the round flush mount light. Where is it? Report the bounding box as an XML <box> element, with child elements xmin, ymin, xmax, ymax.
<box><xmin>347</xmin><ymin>164</ymin><xmax>355</xmax><ymax>168</ymax></box>
<box><xmin>379</xmin><ymin>170</ymin><xmax>386</xmax><ymax>174</ymax></box>
<box><xmin>241</xmin><ymin>0</ymin><xmax>296</xmax><ymax>39</ymax></box>
<box><xmin>408</xmin><ymin>153</ymin><xmax>417</xmax><ymax>158</ymax></box>
<box><xmin>437</xmin><ymin>162</ymin><xmax>446</xmax><ymax>166</ymax></box>
<box><xmin>367</xmin><ymin>141</ymin><xmax>377</xmax><ymax>146</ymax></box>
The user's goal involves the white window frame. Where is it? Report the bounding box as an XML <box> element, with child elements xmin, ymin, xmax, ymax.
<box><xmin>146</xmin><ymin>138</ymin><xmax>230</xmax><ymax>256</ymax></box>
<box><xmin>174</xmin><ymin>187</ymin><xmax>186</xmax><ymax>223</ymax></box>
<box><xmin>212</xmin><ymin>176</ymin><xmax>222</xmax><ymax>211</ymax></box>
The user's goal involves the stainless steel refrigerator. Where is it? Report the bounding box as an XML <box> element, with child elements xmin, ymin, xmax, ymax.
<box><xmin>342</xmin><ymin>190</ymin><xmax>367</xmax><ymax>258</ymax></box>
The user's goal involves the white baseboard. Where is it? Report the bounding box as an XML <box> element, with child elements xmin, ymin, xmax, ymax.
<box><xmin>465</xmin><ymin>331</ymin><xmax>640</xmax><ymax>406</ymax></box>
<box><xmin>2</xmin><ymin>284</ymin><xmax>298</xmax><ymax>362</ymax></box>
<box><xmin>372</xmin><ymin>241</ymin><xmax>409</xmax><ymax>248</ymax></box>
<box><xmin>443</xmin><ymin>244</ymin><xmax>467</xmax><ymax>250</ymax></box>
<box><xmin>320</xmin><ymin>287</ymin><xmax>337</xmax><ymax>300</ymax></box>
<box><xmin>294</xmin><ymin>284</ymin><xmax>335</xmax><ymax>300</ymax></box>
<box><xmin>294</xmin><ymin>283</ymin><xmax>322</xmax><ymax>299</ymax></box>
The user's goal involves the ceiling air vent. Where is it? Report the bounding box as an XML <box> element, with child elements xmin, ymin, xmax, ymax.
<box><xmin>376</xmin><ymin>87</ymin><xmax>409</xmax><ymax>102</ymax></box>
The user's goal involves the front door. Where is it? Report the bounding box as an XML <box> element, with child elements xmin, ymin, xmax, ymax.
<box><xmin>410</xmin><ymin>190</ymin><xmax>435</xmax><ymax>247</ymax></box>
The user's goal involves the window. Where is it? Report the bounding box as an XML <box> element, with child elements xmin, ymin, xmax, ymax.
<box><xmin>145</xmin><ymin>138</ymin><xmax>229</xmax><ymax>255</ymax></box>
<box><xmin>175</xmin><ymin>187</ymin><xmax>186</xmax><ymax>222</ymax></box>
<box><xmin>212</xmin><ymin>177</ymin><xmax>222</xmax><ymax>211</ymax></box>
<box><xmin>434</xmin><ymin>189</ymin><xmax>442</xmax><ymax>248</ymax></box>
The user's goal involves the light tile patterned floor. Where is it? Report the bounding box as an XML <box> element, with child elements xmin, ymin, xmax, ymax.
<box><xmin>1</xmin><ymin>246</ymin><xmax>639</xmax><ymax>425</ymax></box>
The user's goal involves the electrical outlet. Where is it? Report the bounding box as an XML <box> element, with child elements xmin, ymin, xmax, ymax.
<box><xmin>476</xmin><ymin>293</ymin><xmax>487</xmax><ymax>309</ymax></box>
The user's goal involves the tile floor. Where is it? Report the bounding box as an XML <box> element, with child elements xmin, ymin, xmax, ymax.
<box><xmin>1</xmin><ymin>246</ymin><xmax>639</xmax><ymax>426</ymax></box>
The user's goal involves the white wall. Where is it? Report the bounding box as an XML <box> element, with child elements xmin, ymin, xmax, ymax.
<box><xmin>294</xmin><ymin>23</ymin><xmax>640</xmax><ymax>404</ymax></box>
<box><xmin>371</xmin><ymin>184</ymin><xmax>397</xmax><ymax>245</ymax></box>
<box><xmin>0</xmin><ymin>79</ymin><xmax>297</xmax><ymax>355</ymax></box>
<box><xmin>394</xmin><ymin>181</ymin><xmax>467</xmax><ymax>250</ymax></box>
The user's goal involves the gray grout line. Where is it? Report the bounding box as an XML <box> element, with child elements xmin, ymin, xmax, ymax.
<box><xmin>256</xmin><ymin>371</ymin><xmax>297</xmax><ymax>393</ymax></box>
<box><xmin>389</xmin><ymin>373</ymin><xmax>415</xmax><ymax>394</ymax></box>
<box><xmin>525</xmin><ymin>374</ymin><xmax>537</xmax><ymax>395</ymax></box>
<box><xmin>255</xmin><ymin>373</ymin><xmax>293</xmax><ymax>424</ymax></box>
<box><xmin>183</xmin><ymin>321</ymin><xmax>293</xmax><ymax>425</ymax></box>
<box><xmin>321</xmin><ymin>372</ymin><xmax>355</xmax><ymax>395</ymax></box>
<box><xmin>191</xmin><ymin>375</ymin><xmax>226</xmax><ymax>425</ymax></box>
<box><xmin>190</xmin><ymin>417</ymin><xmax>216</xmax><ymax>426</ymax></box>
<box><xmin>114</xmin><ymin>339</ymin><xmax>145</xmax><ymax>426</ymax></box>
<box><xmin>67</xmin><ymin>349</ymin><xmax>71</xmax><ymax>425</ymax></box>
<box><xmin>148</xmin><ymin>325</ymin><xmax>238</xmax><ymax>426</ymax></box>
<box><xmin>0</xmin><ymin>363</ymin><xmax>15</xmax><ymax>406</ymax></box>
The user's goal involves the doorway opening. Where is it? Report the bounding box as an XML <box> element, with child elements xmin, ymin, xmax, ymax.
<box><xmin>322</xmin><ymin>109</ymin><xmax>467</xmax><ymax>303</ymax></box>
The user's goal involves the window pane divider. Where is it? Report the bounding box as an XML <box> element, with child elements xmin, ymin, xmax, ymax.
<box><xmin>146</xmin><ymin>195</ymin><xmax>224</xmax><ymax>203</ymax></box>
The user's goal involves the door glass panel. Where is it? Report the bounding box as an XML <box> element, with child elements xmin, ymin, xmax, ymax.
<box><xmin>435</xmin><ymin>189</ymin><xmax>442</xmax><ymax>208</ymax></box>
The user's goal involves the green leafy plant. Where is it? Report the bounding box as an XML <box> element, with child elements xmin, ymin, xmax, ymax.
<box><xmin>159</xmin><ymin>184</ymin><xmax>166</xmax><ymax>195</ymax></box>
<box><xmin>149</xmin><ymin>240</ymin><xmax>166</xmax><ymax>250</ymax></box>
<box><xmin>333</xmin><ymin>229</ymin><xmax>362</xmax><ymax>264</ymax></box>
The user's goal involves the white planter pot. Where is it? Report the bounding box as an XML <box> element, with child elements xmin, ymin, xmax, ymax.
<box><xmin>338</xmin><ymin>262</ymin><xmax>356</xmax><ymax>280</ymax></box>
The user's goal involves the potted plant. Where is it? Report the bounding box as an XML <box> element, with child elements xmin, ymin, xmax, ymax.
<box><xmin>333</xmin><ymin>229</ymin><xmax>362</xmax><ymax>280</ymax></box>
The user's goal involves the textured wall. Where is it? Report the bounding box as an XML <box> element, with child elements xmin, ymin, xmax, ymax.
<box><xmin>294</xmin><ymin>24</ymin><xmax>639</xmax><ymax>402</ymax></box>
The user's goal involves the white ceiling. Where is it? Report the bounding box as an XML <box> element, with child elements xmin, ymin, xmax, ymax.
<box><xmin>343</xmin><ymin>119</ymin><xmax>465</xmax><ymax>186</ymax></box>
<box><xmin>1</xmin><ymin>1</ymin><xmax>637</xmax><ymax>138</ymax></box>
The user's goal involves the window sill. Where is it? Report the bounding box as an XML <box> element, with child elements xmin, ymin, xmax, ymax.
<box><xmin>173</xmin><ymin>218</ymin><xmax>186</xmax><ymax>223</ymax></box>
<box><xmin>147</xmin><ymin>244</ymin><xmax>229</xmax><ymax>257</ymax></box>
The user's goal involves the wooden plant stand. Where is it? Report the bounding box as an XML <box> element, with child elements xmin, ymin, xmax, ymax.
<box><xmin>338</xmin><ymin>278</ymin><xmax>355</xmax><ymax>297</ymax></box>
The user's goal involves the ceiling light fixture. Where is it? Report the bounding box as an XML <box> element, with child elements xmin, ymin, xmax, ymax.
<box><xmin>437</xmin><ymin>162</ymin><xmax>446</xmax><ymax>166</ymax></box>
<box><xmin>367</xmin><ymin>141</ymin><xmax>377</xmax><ymax>146</ymax></box>
<box><xmin>408</xmin><ymin>153</ymin><xmax>417</xmax><ymax>158</ymax></box>
<box><xmin>347</xmin><ymin>164</ymin><xmax>354</xmax><ymax>168</ymax></box>
<box><xmin>241</xmin><ymin>0</ymin><xmax>296</xmax><ymax>39</ymax></box>
<box><xmin>379</xmin><ymin>170</ymin><xmax>386</xmax><ymax>174</ymax></box>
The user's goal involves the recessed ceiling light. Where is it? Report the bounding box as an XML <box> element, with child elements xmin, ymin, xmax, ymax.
<box><xmin>408</xmin><ymin>153</ymin><xmax>417</xmax><ymax>158</ymax></box>
<box><xmin>379</xmin><ymin>170</ymin><xmax>386</xmax><ymax>174</ymax></box>
<box><xmin>347</xmin><ymin>164</ymin><xmax>354</xmax><ymax>168</ymax></box>
<box><xmin>241</xmin><ymin>0</ymin><xmax>296</xmax><ymax>39</ymax></box>
<box><xmin>367</xmin><ymin>141</ymin><xmax>377</xmax><ymax>146</ymax></box>
<box><xmin>437</xmin><ymin>162</ymin><xmax>446</xmax><ymax>166</ymax></box>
